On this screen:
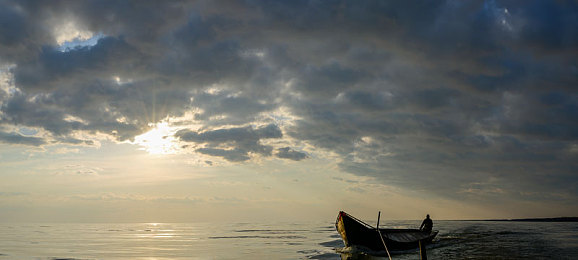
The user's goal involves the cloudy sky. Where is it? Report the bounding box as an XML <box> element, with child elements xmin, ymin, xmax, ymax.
<box><xmin>0</xmin><ymin>0</ymin><xmax>577</xmax><ymax>222</ymax></box>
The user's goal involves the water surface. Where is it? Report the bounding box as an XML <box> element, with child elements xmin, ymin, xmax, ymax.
<box><xmin>0</xmin><ymin>220</ymin><xmax>576</xmax><ymax>259</ymax></box>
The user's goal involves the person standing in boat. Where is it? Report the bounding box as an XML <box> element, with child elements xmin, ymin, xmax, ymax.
<box><xmin>420</xmin><ymin>214</ymin><xmax>433</xmax><ymax>232</ymax></box>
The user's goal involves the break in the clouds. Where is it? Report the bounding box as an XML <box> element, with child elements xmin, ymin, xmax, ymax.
<box><xmin>0</xmin><ymin>0</ymin><xmax>577</xmax><ymax>206</ymax></box>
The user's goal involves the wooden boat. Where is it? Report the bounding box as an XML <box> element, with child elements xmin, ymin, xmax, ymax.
<box><xmin>335</xmin><ymin>211</ymin><xmax>438</xmax><ymax>252</ymax></box>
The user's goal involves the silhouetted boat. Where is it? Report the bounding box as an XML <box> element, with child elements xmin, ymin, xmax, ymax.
<box><xmin>335</xmin><ymin>211</ymin><xmax>438</xmax><ymax>252</ymax></box>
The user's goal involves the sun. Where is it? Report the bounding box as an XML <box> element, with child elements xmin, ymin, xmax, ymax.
<box><xmin>134</xmin><ymin>122</ymin><xmax>178</xmax><ymax>155</ymax></box>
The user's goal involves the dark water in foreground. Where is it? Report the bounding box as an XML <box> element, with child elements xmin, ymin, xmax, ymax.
<box><xmin>0</xmin><ymin>220</ymin><xmax>577</xmax><ymax>259</ymax></box>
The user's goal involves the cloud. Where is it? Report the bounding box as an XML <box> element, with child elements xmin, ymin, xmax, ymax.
<box><xmin>0</xmin><ymin>0</ymin><xmax>576</xmax><ymax>206</ymax></box>
<box><xmin>0</xmin><ymin>131</ymin><xmax>46</xmax><ymax>146</ymax></box>
<box><xmin>191</xmin><ymin>90</ymin><xmax>277</xmax><ymax>125</ymax></box>
<box><xmin>14</xmin><ymin>36</ymin><xmax>141</xmax><ymax>91</ymax></box>
<box><xmin>196</xmin><ymin>147</ymin><xmax>250</xmax><ymax>162</ymax></box>
<box><xmin>177</xmin><ymin>124</ymin><xmax>281</xmax><ymax>143</ymax></box>
<box><xmin>275</xmin><ymin>147</ymin><xmax>307</xmax><ymax>161</ymax></box>
<box><xmin>176</xmin><ymin>124</ymin><xmax>289</xmax><ymax>162</ymax></box>
<box><xmin>70</xmin><ymin>193</ymin><xmax>208</xmax><ymax>204</ymax></box>
<box><xmin>294</xmin><ymin>62</ymin><xmax>366</xmax><ymax>98</ymax></box>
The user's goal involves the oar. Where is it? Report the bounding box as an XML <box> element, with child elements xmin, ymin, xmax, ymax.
<box><xmin>376</xmin><ymin>211</ymin><xmax>392</xmax><ymax>260</ymax></box>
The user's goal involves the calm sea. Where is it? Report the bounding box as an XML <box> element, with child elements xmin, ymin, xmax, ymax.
<box><xmin>0</xmin><ymin>220</ymin><xmax>577</xmax><ymax>259</ymax></box>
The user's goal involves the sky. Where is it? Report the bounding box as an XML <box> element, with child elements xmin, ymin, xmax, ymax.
<box><xmin>0</xmin><ymin>0</ymin><xmax>577</xmax><ymax>223</ymax></box>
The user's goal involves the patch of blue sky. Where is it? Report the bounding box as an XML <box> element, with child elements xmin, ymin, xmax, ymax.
<box><xmin>58</xmin><ymin>33</ymin><xmax>105</xmax><ymax>52</ymax></box>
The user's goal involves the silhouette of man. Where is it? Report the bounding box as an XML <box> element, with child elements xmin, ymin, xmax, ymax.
<box><xmin>420</xmin><ymin>214</ymin><xmax>433</xmax><ymax>232</ymax></box>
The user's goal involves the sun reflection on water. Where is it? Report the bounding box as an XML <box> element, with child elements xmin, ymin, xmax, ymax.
<box><xmin>136</xmin><ymin>223</ymin><xmax>177</xmax><ymax>239</ymax></box>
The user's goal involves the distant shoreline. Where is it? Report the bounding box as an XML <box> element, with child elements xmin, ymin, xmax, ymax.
<box><xmin>465</xmin><ymin>217</ymin><xmax>578</xmax><ymax>222</ymax></box>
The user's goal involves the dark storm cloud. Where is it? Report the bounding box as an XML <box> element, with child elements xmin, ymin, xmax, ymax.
<box><xmin>14</xmin><ymin>36</ymin><xmax>141</xmax><ymax>91</ymax></box>
<box><xmin>191</xmin><ymin>90</ymin><xmax>276</xmax><ymax>125</ymax></box>
<box><xmin>295</xmin><ymin>62</ymin><xmax>366</xmax><ymax>97</ymax></box>
<box><xmin>1</xmin><ymin>91</ymin><xmax>81</xmax><ymax>136</ymax></box>
<box><xmin>276</xmin><ymin>147</ymin><xmax>307</xmax><ymax>161</ymax></box>
<box><xmin>176</xmin><ymin>124</ymin><xmax>283</xmax><ymax>161</ymax></box>
<box><xmin>517</xmin><ymin>1</ymin><xmax>578</xmax><ymax>53</ymax></box>
<box><xmin>0</xmin><ymin>0</ymin><xmax>52</xmax><ymax>62</ymax></box>
<box><xmin>0</xmin><ymin>0</ymin><xmax>577</xmax><ymax>203</ymax></box>
<box><xmin>177</xmin><ymin>124</ymin><xmax>282</xmax><ymax>143</ymax></box>
<box><xmin>196</xmin><ymin>147</ymin><xmax>250</xmax><ymax>162</ymax></box>
<box><xmin>0</xmin><ymin>130</ymin><xmax>45</xmax><ymax>146</ymax></box>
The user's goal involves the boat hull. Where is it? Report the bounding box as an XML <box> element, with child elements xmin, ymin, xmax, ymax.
<box><xmin>336</xmin><ymin>211</ymin><xmax>438</xmax><ymax>252</ymax></box>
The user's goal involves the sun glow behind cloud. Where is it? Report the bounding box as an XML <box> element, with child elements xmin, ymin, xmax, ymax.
<box><xmin>134</xmin><ymin>122</ymin><xmax>178</xmax><ymax>155</ymax></box>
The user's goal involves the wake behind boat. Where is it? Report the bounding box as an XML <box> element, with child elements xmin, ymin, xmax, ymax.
<box><xmin>335</xmin><ymin>211</ymin><xmax>438</xmax><ymax>253</ymax></box>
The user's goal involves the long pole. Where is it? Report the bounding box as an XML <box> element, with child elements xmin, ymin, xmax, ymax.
<box><xmin>419</xmin><ymin>239</ymin><xmax>428</xmax><ymax>260</ymax></box>
<box><xmin>376</xmin><ymin>211</ymin><xmax>392</xmax><ymax>260</ymax></box>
